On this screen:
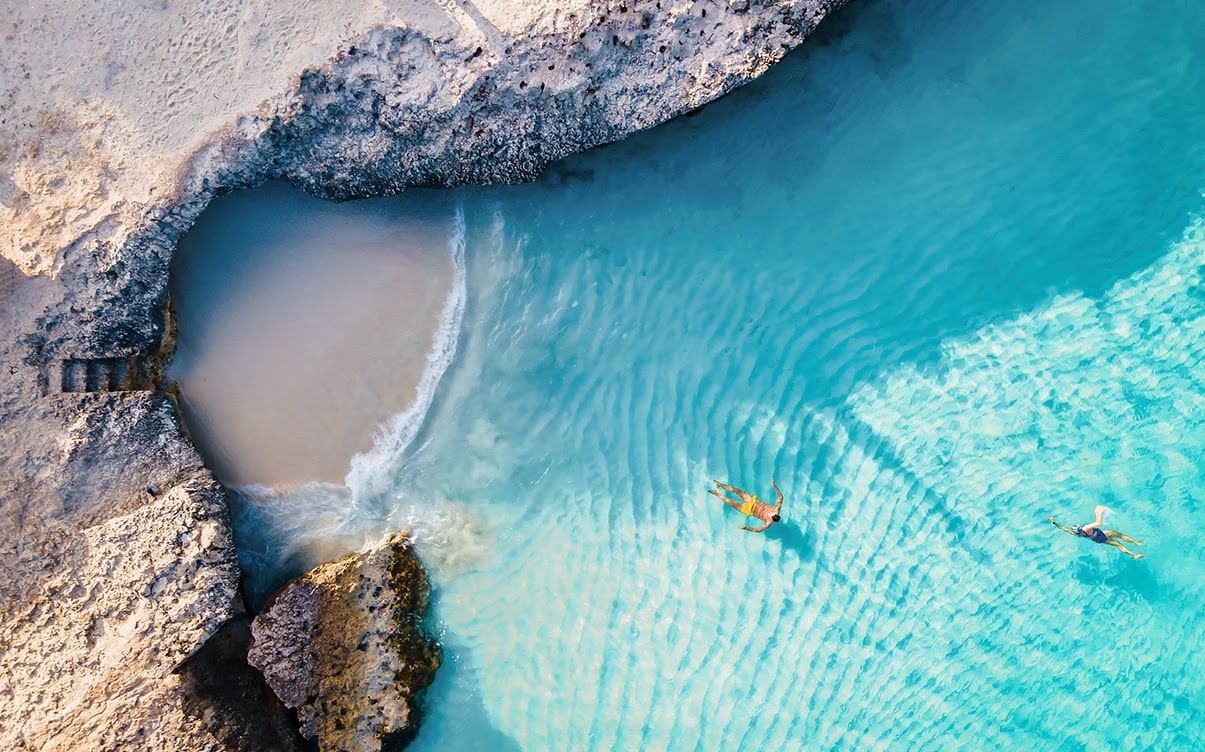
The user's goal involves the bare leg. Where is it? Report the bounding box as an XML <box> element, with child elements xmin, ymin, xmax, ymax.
<box><xmin>1104</xmin><ymin>529</ymin><xmax>1143</xmax><ymax>546</ymax></box>
<box><xmin>1082</xmin><ymin>505</ymin><xmax>1108</xmax><ymax>533</ymax></box>
<box><xmin>708</xmin><ymin>488</ymin><xmax>744</xmax><ymax>512</ymax></box>
<box><xmin>1106</xmin><ymin>540</ymin><xmax>1144</xmax><ymax>559</ymax></box>
<box><xmin>712</xmin><ymin>480</ymin><xmax>752</xmax><ymax>503</ymax></box>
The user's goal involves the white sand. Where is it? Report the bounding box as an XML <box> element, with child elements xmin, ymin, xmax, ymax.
<box><xmin>0</xmin><ymin>0</ymin><xmax>591</xmax><ymax>275</ymax></box>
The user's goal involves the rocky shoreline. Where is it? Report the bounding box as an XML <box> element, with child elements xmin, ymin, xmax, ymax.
<box><xmin>0</xmin><ymin>1</ymin><xmax>845</xmax><ymax>749</ymax></box>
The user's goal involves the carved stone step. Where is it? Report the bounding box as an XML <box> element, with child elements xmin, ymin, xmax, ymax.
<box><xmin>44</xmin><ymin>357</ymin><xmax>157</xmax><ymax>395</ymax></box>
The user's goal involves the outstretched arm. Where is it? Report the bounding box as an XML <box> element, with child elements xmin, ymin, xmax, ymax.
<box><xmin>1047</xmin><ymin>516</ymin><xmax>1077</xmax><ymax>536</ymax></box>
<box><xmin>772</xmin><ymin>478</ymin><xmax>783</xmax><ymax>505</ymax></box>
<box><xmin>741</xmin><ymin>522</ymin><xmax>771</xmax><ymax>533</ymax></box>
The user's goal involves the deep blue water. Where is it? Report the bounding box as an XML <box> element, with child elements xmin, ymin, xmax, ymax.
<box><xmin>184</xmin><ymin>0</ymin><xmax>1205</xmax><ymax>748</ymax></box>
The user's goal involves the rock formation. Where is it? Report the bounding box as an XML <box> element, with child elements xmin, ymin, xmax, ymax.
<box><xmin>0</xmin><ymin>391</ymin><xmax>241</xmax><ymax>750</ymax></box>
<box><xmin>0</xmin><ymin>0</ymin><xmax>847</xmax><ymax>749</ymax></box>
<box><xmin>175</xmin><ymin>598</ymin><xmax>308</xmax><ymax>752</ymax></box>
<box><xmin>248</xmin><ymin>532</ymin><xmax>441</xmax><ymax>752</ymax></box>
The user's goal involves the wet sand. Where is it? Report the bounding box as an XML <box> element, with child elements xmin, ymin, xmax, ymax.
<box><xmin>169</xmin><ymin>182</ymin><xmax>457</xmax><ymax>488</ymax></box>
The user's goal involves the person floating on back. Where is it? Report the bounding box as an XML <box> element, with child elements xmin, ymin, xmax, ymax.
<box><xmin>710</xmin><ymin>478</ymin><xmax>783</xmax><ymax>533</ymax></box>
<box><xmin>1048</xmin><ymin>505</ymin><xmax>1145</xmax><ymax>559</ymax></box>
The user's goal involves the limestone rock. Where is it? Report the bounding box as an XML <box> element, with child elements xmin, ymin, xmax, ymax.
<box><xmin>175</xmin><ymin>599</ymin><xmax>307</xmax><ymax>752</ymax></box>
<box><xmin>0</xmin><ymin>391</ymin><xmax>241</xmax><ymax>751</ymax></box>
<box><xmin>248</xmin><ymin>532</ymin><xmax>441</xmax><ymax>752</ymax></box>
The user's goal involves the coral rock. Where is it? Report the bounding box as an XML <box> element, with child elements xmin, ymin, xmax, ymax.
<box><xmin>248</xmin><ymin>532</ymin><xmax>442</xmax><ymax>752</ymax></box>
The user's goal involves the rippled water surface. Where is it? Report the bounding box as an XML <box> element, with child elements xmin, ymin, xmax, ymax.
<box><xmin>215</xmin><ymin>0</ymin><xmax>1205</xmax><ymax>748</ymax></box>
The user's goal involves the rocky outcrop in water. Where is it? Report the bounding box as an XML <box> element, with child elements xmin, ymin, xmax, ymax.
<box><xmin>247</xmin><ymin>532</ymin><xmax>441</xmax><ymax>752</ymax></box>
<box><xmin>0</xmin><ymin>0</ymin><xmax>847</xmax><ymax>749</ymax></box>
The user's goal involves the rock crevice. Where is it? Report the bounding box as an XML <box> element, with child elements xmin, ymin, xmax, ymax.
<box><xmin>248</xmin><ymin>533</ymin><xmax>441</xmax><ymax>752</ymax></box>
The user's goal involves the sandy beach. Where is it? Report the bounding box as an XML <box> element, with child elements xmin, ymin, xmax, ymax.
<box><xmin>169</xmin><ymin>182</ymin><xmax>459</xmax><ymax>488</ymax></box>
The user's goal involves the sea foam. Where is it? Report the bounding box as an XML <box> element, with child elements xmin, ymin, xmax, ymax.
<box><xmin>230</xmin><ymin>205</ymin><xmax>473</xmax><ymax>604</ymax></box>
<box><xmin>345</xmin><ymin>206</ymin><xmax>468</xmax><ymax>499</ymax></box>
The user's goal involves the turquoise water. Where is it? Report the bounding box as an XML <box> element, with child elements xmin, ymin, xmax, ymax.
<box><xmin>223</xmin><ymin>0</ymin><xmax>1205</xmax><ymax>748</ymax></box>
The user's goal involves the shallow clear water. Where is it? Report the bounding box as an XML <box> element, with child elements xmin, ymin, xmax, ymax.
<box><xmin>213</xmin><ymin>0</ymin><xmax>1205</xmax><ymax>748</ymax></box>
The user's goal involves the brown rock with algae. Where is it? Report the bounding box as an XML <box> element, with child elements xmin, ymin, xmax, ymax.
<box><xmin>248</xmin><ymin>532</ymin><xmax>442</xmax><ymax>752</ymax></box>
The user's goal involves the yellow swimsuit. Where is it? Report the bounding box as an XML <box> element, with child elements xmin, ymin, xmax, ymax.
<box><xmin>740</xmin><ymin>495</ymin><xmax>759</xmax><ymax>517</ymax></box>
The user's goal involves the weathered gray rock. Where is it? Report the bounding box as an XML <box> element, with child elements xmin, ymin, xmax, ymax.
<box><xmin>248</xmin><ymin>532</ymin><xmax>441</xmax><ymax>752</ymax></box>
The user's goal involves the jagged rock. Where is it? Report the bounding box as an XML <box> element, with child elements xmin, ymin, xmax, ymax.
<box><xmin>175</xmin><ymin>597</ymin><xmax>307</xmax><ymax>752</ymax></box>
<box><xmin>248</xmin><ymin>532</ymin><xmax>441</xmax><ymax>752</ymax></box>
<box><xmin>0</xmin><ymin>391</ymin><xmax>241</xmax><ymax>751</ymax></box>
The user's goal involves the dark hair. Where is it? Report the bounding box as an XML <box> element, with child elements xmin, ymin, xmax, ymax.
<box><xmin>771</xmin><ymin>515</ymin><xmax>781</xmax><ymax>522</ymax></box>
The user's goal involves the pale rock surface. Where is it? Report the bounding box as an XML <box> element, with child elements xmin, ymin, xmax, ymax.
<box><xmin>0</xmin><ymin>0</ymin><xmax>847</xmax><ymax>749</ymax></box>
<box><xmin>0</xmin><ymin>391</ymin><xmax>240</xmax><ymax>751</ymax></box>
<box><xmin>2</xmin><ymin>0</ymin><xmax>843</xmax><ymax>281</ymax></box>
<box><xmin>248</xmin><ymin>532</ymin><xmax>441</xmax><ymax>752</ymax></box>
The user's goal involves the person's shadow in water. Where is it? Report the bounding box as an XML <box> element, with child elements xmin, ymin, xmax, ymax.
<box><xmin>1074</xmin><ymin>555</ymin><xmax>1163</xmax><ymax>605</ymax></box>
<box><xmin>764</xmin><ymin>522</ymin><xmax>817</xmax><ymax>563</ymax></box>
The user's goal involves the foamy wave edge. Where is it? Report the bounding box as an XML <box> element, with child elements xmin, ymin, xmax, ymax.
<box><xmin>345</xmin><ymin>204</ymin><xmax>468</xmax><ymax>499</ymax></box>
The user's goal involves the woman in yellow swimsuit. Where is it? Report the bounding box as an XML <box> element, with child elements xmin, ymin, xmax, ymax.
<box><xmin>710</xmin><ymin>478</ymin><xmax>784</xmax><ymax>533</ymax></box>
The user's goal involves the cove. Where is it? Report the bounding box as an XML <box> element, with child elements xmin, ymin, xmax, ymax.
<box><xmin>169</xmin><ymin>181</ymin><xmax>463</xmax><ymax>489</ymax></box>
<box><xmin>174</xmin><ymin>0</ymin><xmax>1205</xmax><ymax>748</ymax></box>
